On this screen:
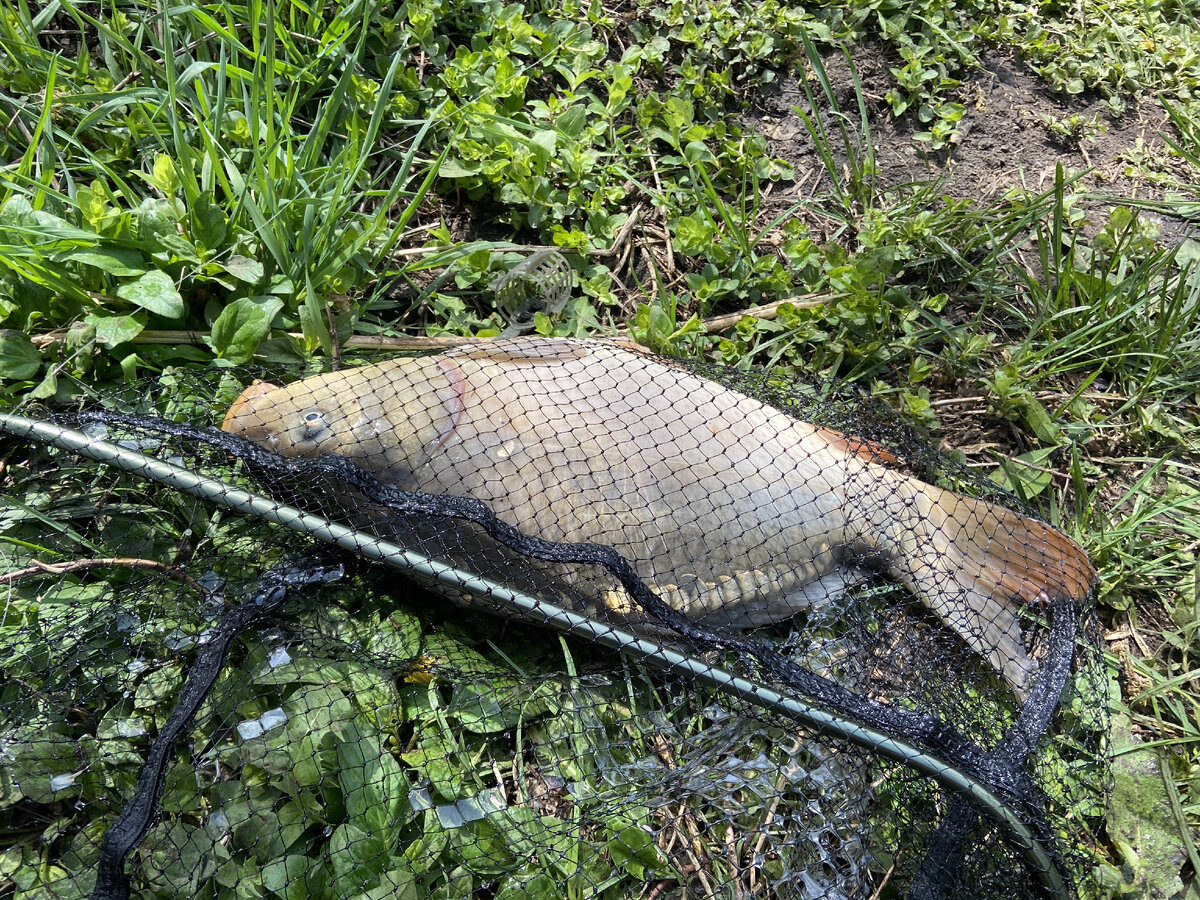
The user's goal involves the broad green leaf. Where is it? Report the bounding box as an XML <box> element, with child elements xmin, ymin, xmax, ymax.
<box><xmin>146</xmin><ymin>153</ymin><xmax>182</xmax><ymax>197</ymax></box>
<box><xmin>0</xmin><ymin>330</ymin><xmax>42</xmax><ymax>380</ymax></box>
<box><xmin>222</xmin><ymin>255</ymin><xmax>264</xmax><ymax>284</ymax></box>
<box><xmin>438</xmin><ymin>157</ymin><xmax>482</xmax><ymax>177</ymax></box>
<box><xmin>134</xmin><ymin>662</ymin><xmax>184</xmax><ymax>709</ymax></box>
<box><xmin>662</xmin><ymin>95</ymin><xmax>694</xmax><ymax>132</ymax></box>
<box><xmin>401</xmin><ymin>810</ymin><xmax>450</xmax><ymax>866</ymax></box>
<box><xmin>85</xmin><ymin>313</ymin><xmax>145</xmax><ymax>347</ymax></box>
<box><xmin>606</xmin><ymin>822</ymin><xmax>669</xmax><ymax>880</ymax></box>
<box><xmin>260</xmin><ymin>854</ymin><xmax>316</xmax><ymax>900</ymax></box>
<box><xmin>451</xmin><ymin>819</ymin><xmax>519</xmax><ymax>876</ymax></box>
<box><xmin>990</xmin><ymin>447</ymin><xmax>1057</xmax><ymax>500</ymax></box>
<box><xmin>284</xmin><ymin>731</ymin><xmax>330</xmax><ymax>790</ymax></box>
<box><xmin>284</xmin><ymin>684</ymin><xmax>356</xmax><ymax>736</ymax></box>
<box><xmin>76</xmin><ymin>181</ymin><xmax>112</xmax><ymax>231</ymax></box>
<box><xmin>254</xmin><ymin>656</ymin><xmax>355</xmax><ymax>688</ymax></box>
<box><xmin>0</xmin><ymin>845</ymin><xmax>28</xmax><ymax>879</ymax></box>
<box><xmin>208</xmin><ymin>296</ymin><xmax>282</xmax><ymax>364</ymax></box>
<box><xmin>254</xmin><ymin>334</ymin><xmax>307</xmax><ymax>365</ymax></box>
<box><xmin>224</xmin><ymin>790</ymin><xmax>311</xmax><ymax>859</ymax></box>
<box><xmin>484</xmin><ymin>808</ymin><xmax>574</xmax><ymax>865</ymax></box>
<box><xmin>529</xmin><ymin>130</ymin><xmax>557</xmax><ymax>168</ymax></box>
<box><xmin>449</xmin><ymin>678</ymin><xmax>527</xmax><ymax>733</ymax></box>
<box><xmin>336</xmin><ymin>720</ymin><xmax>410</xmax><ymax>835</ymax></box>
<box><xmin>190</xmin><ymin>195</ymin><xmax>228</xmax><ymax>250</ymax></box>
<box><xmin>1021</xmin><ymin>398</ymin><xmax>1062</xmax><ymax>444</ymax></box>
<box><xmin>0</xmin><ymin>194</ymin><xmax>37</xmax><ymax>228</ymax></box>
<box><xmin>465</xmin><ymin>248</ymin><xmax>491</xmax><ymax>269</ymax></box>
<box><xmin>117</xmin><ymin>270</ymin><xmax>185</xmax><ymax>319</ymax></box>
<box><xmin>367</xmin><ymin>608</ymin><xmax>422</xmax><ymax>659</ymax></box>
<box><xmin>329</xmin><ymin>823</ymin><xmax>389</xmax><ymax>894</ymax></box>
<box><xmin>135</xmin><ymin>198</ymin><xmax>181</xmax><ymax>248</ymax></box>
<box><xmin>673</xmin><ymin>213</ymin><xmax>714</xmax><ymax>257</ymax></box>
<box><xmin>684</xmin><ymin>140</ymin><xmax>714</xmax><ymax>164</ymax></box>
<box><xmin>27</xmin><ymin>369</ymin><xmax>58</xmax><ymax>400</ymax></box>
<box><xmin>400</xmin><ymin>732</ymin><xmax>470</xmax><ymax>800</ymax></box>
<box><xmin>59</xmin><ymin>247</ymin><xmax>145</xmax><ymax>277</ymax></box>
<box><xmin>419</xmin><ymin>633</ymin><xmax>504</xmax><ymax>676</ymax></box>
<box><xmin>556</xmin><ymin>105</ymin><xmax>587</xmax><ymax>139</ymax></box>
<box><xmin>356</xmin><ymin>865</ymin><xmax>419</xmax><ymax>900</ymax></box>
<box><xmin>154</xmin><ymin>232</ymin><xmax>203</xmax><ymax>265</ymax></box>
<box><xmin>494</xmin><ymin>870</ymin><xmax>560</xmax><ymax>900</ymax></box>
<box><xmin>6</xmin><ymin>730</ymin><xmax>83</xmax><ymax>804</ymax></box>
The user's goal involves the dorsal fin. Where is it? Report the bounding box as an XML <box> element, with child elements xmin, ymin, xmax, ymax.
<box><xmin>814</xmin><ymin>425</ymin><xmax>900</xmax><ymax>466</ymax></box>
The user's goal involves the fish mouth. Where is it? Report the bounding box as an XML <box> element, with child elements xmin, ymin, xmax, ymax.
<box><xmin>221</xmin><ymin>380</ymin><xmax>280</xmax><ymax>435</ymax></box>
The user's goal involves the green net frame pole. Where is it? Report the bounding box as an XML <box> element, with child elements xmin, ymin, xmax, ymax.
<box><xmin>0</xmin><ymin>411</ymin><xmax>1070</xmax><ymax>900</ymax></box>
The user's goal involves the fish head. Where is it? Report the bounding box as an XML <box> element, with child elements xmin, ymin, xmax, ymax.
<box><xmin>220</xmin><ymin>359</ymin><xmax>464</xmax><ymax>484</ymax></box>
<box><xmin>221</xmin><ymin>374</ymin><xmax>365</xmax><ymax>458</ymax></box>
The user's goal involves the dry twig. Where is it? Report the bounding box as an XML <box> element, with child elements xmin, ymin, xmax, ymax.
<box><xmin>0</xmin><ymin>557</ymin><xmax>211</xmax><ymax>596</ymax></box>
<box><xmin>699</xmin><ymin>294</ymin><xmax>835</xmax><ymax>334</ymax></box>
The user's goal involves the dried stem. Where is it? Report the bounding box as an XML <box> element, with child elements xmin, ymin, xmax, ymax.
<box><xmin>0</xmin><ymin>557</ymin><xmax>212</xmax><ymax>596</ymax></box>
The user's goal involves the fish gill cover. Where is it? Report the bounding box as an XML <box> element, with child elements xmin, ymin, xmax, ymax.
<box><xmin>0</xmin><ymin>337</ymin><xmax>1106</xmax><ymax>900</ymax></box>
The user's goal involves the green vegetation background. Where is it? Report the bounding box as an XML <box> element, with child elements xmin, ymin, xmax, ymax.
<box><xmin>0</xmin><ymin>0</ymin><xmax>1198</xmax><ymax>896</ymax></box>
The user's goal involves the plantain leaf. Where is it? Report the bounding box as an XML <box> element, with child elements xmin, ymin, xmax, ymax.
<box><xmin>208</xmin><ymin>296</ymin><xmax>282</xmax><ymax>364</ymax></box>
<box><xmin>116</xmin><ymin>270</ymin><xmax>185</xmax><ymax>319</ymax></box>
<box><xmin>0</xmin><ymin>331</ymin><xmax>42</xmax><ymax>380</ymax></box>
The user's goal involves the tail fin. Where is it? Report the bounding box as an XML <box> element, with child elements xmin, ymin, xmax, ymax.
<box><xmin>882</xmin><ymin>477</ymin><xmax>1097</xmax><ymax>700</ymax></box>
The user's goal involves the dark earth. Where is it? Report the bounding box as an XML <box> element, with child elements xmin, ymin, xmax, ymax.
<box><xmin>750</xmin><ymin>44</ymin><xmax>1197</xmax><ymax>250</ymax></box>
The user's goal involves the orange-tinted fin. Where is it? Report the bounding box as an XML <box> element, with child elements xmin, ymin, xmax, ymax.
<box><xmin>816</xmin><ymin>425</ymin><xmax>900</xmax><ymax>466</ymax></box>
<box><xmin>950</xmin><ymin>501</ymin><xmax>1098</xmax><ymax>607</ymax></box>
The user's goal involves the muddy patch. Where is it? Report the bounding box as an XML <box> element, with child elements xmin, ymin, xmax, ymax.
<box><xmin>746</xmin><ymin>45</ymin><xmax>1197</xmax><ymax>248</ymax></box>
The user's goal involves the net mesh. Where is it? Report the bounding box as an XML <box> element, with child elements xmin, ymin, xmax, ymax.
<box><xmin>0</xmin><ymin>337</ymin><xmax>1106</xmax><ymax>900</ymax></box>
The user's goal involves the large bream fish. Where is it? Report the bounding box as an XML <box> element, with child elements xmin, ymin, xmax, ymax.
<box><xmin>222</xmin><ymin>337</ymin><xmax>1096</xmax><ymax>697</ymax></box>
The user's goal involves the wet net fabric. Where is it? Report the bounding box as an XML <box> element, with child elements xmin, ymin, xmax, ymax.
<box><xmin>0</xmin><ymin>338</ymin><xmax>1106</xmax><ymax>900</ymax></box>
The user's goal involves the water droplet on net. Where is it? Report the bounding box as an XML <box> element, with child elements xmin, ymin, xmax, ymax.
<box><xmin>197</xmin><ymin>571</ymin><xmax>226</xmax><ymax>593</ymax></box>
<box><xmin>163</xmin><ymin>629</ymin><xmax>195</xmax><ymax>651</ymax></box>
<box><xmin>116</xmin><ymin>437</ymin><xmax>161</xmax><ymax>451</ymax></box>
<box><xmin>268</xmin><ymin>646</ymin><xmax>293</xmax><ymax>668</ymax></box>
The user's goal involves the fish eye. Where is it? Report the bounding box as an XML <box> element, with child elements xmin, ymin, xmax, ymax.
<box><xmin>297</xmin><ymin>408</ymin><xmax>329</xmax><ymax>440</ymax></box>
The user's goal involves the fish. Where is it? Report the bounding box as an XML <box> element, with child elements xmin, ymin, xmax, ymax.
<box><xmin>221</xmin><ymin>336</ymin><xmax>1097</xmax><ymax>698</ymax></box>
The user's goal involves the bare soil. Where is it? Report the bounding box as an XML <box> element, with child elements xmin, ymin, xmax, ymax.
<box><xmin>746</xmin><ymin>44</ymin><xmax>1198</xmax><ymax>248</ymax></box>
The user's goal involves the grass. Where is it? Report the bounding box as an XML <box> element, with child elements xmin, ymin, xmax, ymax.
<box><xmin>1</xmin><ymin>0</ymin><xmax>1199</xmax><ymax>896</ymax></box>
